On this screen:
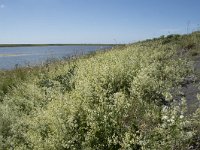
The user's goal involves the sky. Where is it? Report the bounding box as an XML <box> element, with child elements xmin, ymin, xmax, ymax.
<box><xmin>0</xmin><ymin>0</ymin><xmax>200</xmax><ymax>44</ymax></box>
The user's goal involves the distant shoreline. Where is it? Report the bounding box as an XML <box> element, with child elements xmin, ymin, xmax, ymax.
<box><xmin>0</xmin><ymin>44</ymin><xmax>123</xmax><ymax>47</ymax></box>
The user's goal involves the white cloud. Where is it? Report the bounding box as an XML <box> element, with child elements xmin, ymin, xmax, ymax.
<box><xmin>0</xmin><ymin>4</ymin><xmax>5</xmax><ymax>8</ymax></box>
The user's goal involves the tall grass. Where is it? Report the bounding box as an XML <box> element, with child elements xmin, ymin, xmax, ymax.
<box><xmin>0</xmin><ymin>32</ymin><xmax>200</xmax><ymax>149</ymax></box>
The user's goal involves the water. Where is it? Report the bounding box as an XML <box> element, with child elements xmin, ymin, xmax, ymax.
<box><xmin>0</xmin><ymin>45</ymin><xmax>112</xmax><ymax>70</ymax></box>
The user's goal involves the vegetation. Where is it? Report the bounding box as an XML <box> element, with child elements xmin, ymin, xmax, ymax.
<box><xmin>0</xmin><ymin>32</ymin><xmax>200</xmax><ymax>149</ymax></box>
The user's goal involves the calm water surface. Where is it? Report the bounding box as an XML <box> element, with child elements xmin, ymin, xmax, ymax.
<box><xmin>0</xmin><ymin>45</ymin><xmax>111</xmax><ymax>70</ymax></box>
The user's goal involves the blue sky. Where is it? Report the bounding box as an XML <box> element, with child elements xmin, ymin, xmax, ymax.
<box><xmin>0</xmin><ymin>0</ymin><xmax>200</xmax><ymax>44</ymax></box>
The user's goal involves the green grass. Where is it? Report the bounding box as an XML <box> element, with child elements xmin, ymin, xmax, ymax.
<box><xmin>0</xmin><ymin>32</ymin><xmax>200</xmax><ymax>149</ymax></box>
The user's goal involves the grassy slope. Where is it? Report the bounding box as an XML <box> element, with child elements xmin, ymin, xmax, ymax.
<box><xmin>0</xmin><ymin>32</ymin><xmax>200</xmax><ymax>149</ymax></box>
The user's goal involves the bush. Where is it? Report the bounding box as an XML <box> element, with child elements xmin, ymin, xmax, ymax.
<box><xmin>0</xmin><ymin>33</ymin><xmax>199</xmax><ymax>149</ymax></box>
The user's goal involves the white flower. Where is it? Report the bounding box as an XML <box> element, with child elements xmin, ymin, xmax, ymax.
<box><xmin>162</xmin><ymin>115</ymin><xmax>168</xmax><ymax>120</ymax></box>
<box><xmin>170</xmin><ymin>119</ymin><xmax>175</xmax><ymax>124</ymax></box>
<box><xmin>180</xmin><ymin>115</ymin><xmax>184</xmax><ymax>119</ymax></box>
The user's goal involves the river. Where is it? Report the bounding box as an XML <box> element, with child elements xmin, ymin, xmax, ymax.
<box><xmin>0</xmin><ymin>45</ymin><xmax>112</xmax><ymax>69</ymax></box>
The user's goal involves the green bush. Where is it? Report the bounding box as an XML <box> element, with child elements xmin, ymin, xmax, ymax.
<box><xmin>0</xmin><ymin>33</ymin><xmax>200</xmax><ymax>149</ymax></box>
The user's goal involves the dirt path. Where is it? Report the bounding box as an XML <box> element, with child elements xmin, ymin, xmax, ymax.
<box><xmin>184</xmin><ymin>56</ymin><xmax>200</xmax><ymax>113</ymax></box>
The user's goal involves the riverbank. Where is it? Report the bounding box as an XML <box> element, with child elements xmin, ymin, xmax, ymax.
<box><xmin>0</xmin><ymin>32</ymin><xmax>200</xmax><ymax>149</ymax></box>
<box><xmin>0</xmin><ymin>44</ymin><xmax>122</xmax><ymax>47</ymax></box>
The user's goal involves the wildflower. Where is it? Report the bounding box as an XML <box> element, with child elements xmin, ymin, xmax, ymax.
<box><xmin>162</xmin><ymin>115</ymin><xmax>168</xmax><ymax>120</ymax></box>
<box><xmin>169</xmin><ymin>119</ymin><xmax>175</xmax><ymax>124</ymax></box>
